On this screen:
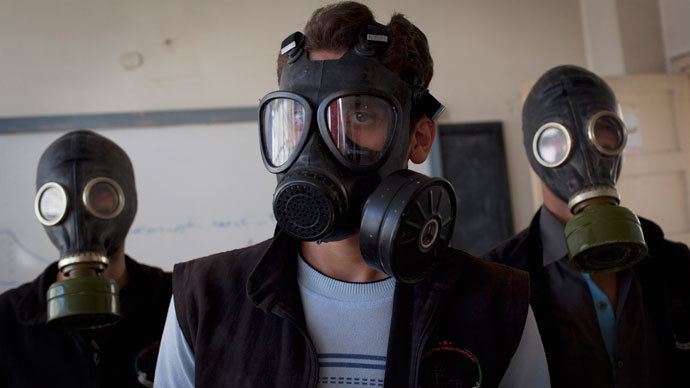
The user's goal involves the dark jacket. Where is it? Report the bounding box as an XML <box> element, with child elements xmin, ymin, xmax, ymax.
<box><xmin>0</xmin><ymin>256</ymin><xmax>172</xmax><ymax>388</ymax></box>
<box><xmin>483</xmin><ymin>210</ymin><xmax>690</xmax><ymax>388</ymax></box>
<box><xmin>172</xmin><ymin>231</ymin><xmax>531</xmax><ymax>388</ymax></box>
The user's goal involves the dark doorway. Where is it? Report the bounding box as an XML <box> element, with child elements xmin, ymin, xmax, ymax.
<box><xmin>437</xmin><ymin>122</ymin><xmax>514</xmax><ymax>256</ymax></box>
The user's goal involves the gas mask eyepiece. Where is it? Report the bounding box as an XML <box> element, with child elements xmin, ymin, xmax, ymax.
<box><xmin>35</xmin><ymin>182</ymin><xmax>69</xmax><ymax>226</ymax></box>
<box><xmin>524</xmin><ymin>65</ymin><xmax>648</xmax><ymax>273</ymax></box>
<box><xmin>36</xmin><ymin>130</ymin><xmax>136</xmax><ymax>330</ymax></box>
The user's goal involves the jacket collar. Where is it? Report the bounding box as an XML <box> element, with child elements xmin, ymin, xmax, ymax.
<box><xmin>246</xmin><ymin>230</ymin><xmax>302</xmax><ymax>315</ymax></box>
<box><xmin>538</xmin><ymin>206</ymin><xmax>568</xmax><ymax>267</ymax></box>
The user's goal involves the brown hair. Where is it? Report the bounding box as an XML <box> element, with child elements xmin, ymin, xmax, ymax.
<box><xmin>276</xmin><ymin>1</ymin><xmax>433</xmax><ymax>90</ymax></box>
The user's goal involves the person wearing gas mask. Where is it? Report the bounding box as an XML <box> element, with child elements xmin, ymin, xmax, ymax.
<box><xmin>483</xmin><ymin>65</ymin><xmax>690</xmax><ymax>387</ymax></box>
<box><xmin>0</xmin><ymin>130</ymin><xmax>172</xmax><ymax>387</ymax></box>
<box><xmin>154</xmin><ymin>2</ymin><xmax>550</xmax><ymax>387</ymax></box>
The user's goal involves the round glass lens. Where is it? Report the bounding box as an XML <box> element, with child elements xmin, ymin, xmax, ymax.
<box><xmin>537</xmin><ymin>126</ymin><xmax>571</xmax><ymax>166</ymax></box>
<box><xmin>261</xmin><ymin>98</ymin><xmax>307</xmax><ymax>168</ymax></box>
<box><xmin>86</xmin><ymin>181</ymin><xmax>120</xmax><ymax>216</ymax></box>
<box><xmin>38</xmin><ymin>185</ymin><xmax>67</xmax><ymax>224</ymax></box>
<box><xmin>593</xmin><ymin>115</ymin><xmax>624</xmax><ymax>153</ymax></box>
<box><xmin>325</xmin><ymin>95</ymin><xmax>395</xmax><ymax>166</ymax></box>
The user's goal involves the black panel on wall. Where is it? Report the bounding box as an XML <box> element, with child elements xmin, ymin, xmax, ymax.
<box><xmin>438</xmin><ymin>122</ymin><xmax>514</xmax><ymax>256</ymax></box>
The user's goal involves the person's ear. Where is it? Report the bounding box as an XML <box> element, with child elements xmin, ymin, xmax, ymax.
<box><xmin>408</xmin><ymin>116</ymin><xmax>436</xmax><ymax>164</ymax></box>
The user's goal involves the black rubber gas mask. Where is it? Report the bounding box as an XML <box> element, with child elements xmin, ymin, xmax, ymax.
<box><xmin>35</xmin><ymin>130</ymin><xmax>137</xmax><ymax>329</ymax></box>
<box><xmin>523</xmin><ymin>65</ymin><xmax>647</xmax><ymax>273</ymax></box>
<box><xmin>259</xmin><ymin>29</ymin><xmax>455</xmax><ymax>283</ymax></box>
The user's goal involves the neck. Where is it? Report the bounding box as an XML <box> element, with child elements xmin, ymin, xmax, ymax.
<box><xmin>56</xmin><ymin>246</ymin><xmax>129</xmax><ymax>289</ymax></box>
<box><xmin>103</xmin><ymin>246</ymin><xmax>129</xmax><ymax>289</ymax></box>
<box><xmin>541</xmin><ymin>182</ymin><xmax>620</xmax><ymax>308</ymax></box>
<box><xmin>301</xmin><ymin>235</ymin><xmax>389</xmax><ymax>283</ymax></box>
<box><xmin>541</xmin><ymin>181</ymin><xmax>573</xmax><ymax>225</ymax></box>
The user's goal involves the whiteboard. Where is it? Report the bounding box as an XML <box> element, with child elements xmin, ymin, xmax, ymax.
<box><xmin>0</xmin><ymin>122</ymin><xmax>278</xmax><ymax>293</ymax></box>
<box><xmin>0</xmin><ymin>121</ymin><xmax>431</xmax><ymax>293</ymax></box>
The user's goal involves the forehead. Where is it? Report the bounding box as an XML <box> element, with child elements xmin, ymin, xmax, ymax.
<box><xmin>308</xmin><ymin>49</ymin><xmax>346</xmax><ymax>61</ymax></box>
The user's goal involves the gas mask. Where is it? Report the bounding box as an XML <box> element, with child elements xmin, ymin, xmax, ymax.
<box><xmin>34</xmin><ymin>130</ymin><xmax>137</xmax><ymax>329</ymax></box>
<box><xmin>523</xmin><ymin>65</ymin><xmax>647</xmax><ymax>273</ymax></box>
<box><xmin>259</xmin><ymin>28</ymin><xmax>456</xmax><ymax>283</ymax></box>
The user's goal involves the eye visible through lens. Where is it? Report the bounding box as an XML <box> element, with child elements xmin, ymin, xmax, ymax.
<box><xmin>326</xmin><ymin>95</ymin><xmax>395</xmax><ymax>166</ymax></box>
<box><xmin>592</xmin><ymin>115</ymin><xmax>624</xmax><ymax>153</ymax></box>
<box><xmin>88</xmin><ymin>182</ymin><xmax>119</xmax><ymax>215</ymax></box>
<box><xmin>83</xmin><ymin>178</ymin><xmax>125</xmax><ymax>219</ymax></box>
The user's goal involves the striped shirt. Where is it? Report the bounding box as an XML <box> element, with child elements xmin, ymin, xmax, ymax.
<box><xmin>297</xmin><ymin>257</ymin><xmax>395</xmax><ymax>387</ymax></box>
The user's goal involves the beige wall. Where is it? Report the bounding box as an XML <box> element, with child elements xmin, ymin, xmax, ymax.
<box><xmin>580</xmin><ymin>0</ymin><xmax>668</xmax><ymax>76</ymax></box>
<box><xmin>1</xmin><ymin>0</ymin><xmax>589</xmax><ymax>232</ymax></box>
<box><xmin>617</xmin><ymin>0</ymin><xmax>667</xmax><ymax>74</ymax></box>
<box><xmin>659</xmin><ymin>0</ymin><xmax>690</xmax><ymax>68</ymax></box>
<box><xmin>580</xmin><ymin>0</ymin><xmax>626</xmax><ymax>75</ymax></box>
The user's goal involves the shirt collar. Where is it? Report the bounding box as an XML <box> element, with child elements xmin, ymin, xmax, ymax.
<box><xmin>539</xmin><ymin>206</ymin><xmax>568</xmax><ymax>267</ymax></box>
<box><xmin>296</xmin><ymin>254</ymin><xmax>395</xmax><ymax>302</ymax></box>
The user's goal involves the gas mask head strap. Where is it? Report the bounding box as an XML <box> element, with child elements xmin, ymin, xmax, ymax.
<box><xmin>280</xmin><ymin>26</ymin><xmax>444</xmax><ymax>121</ymax></box>
<box><xmin>354</xmin><ymin>23</ymin><xmax>389</xmax><ymax>57</ymax></box>
<box><xmin>415</xmin><ymin>89</ymin><xmax>445</xmax><ymax>121</ymax></box>
<box><xmin>281</xmin><ymin>31</ymin><xmax>305</xmax><ymax>63</ymax></box>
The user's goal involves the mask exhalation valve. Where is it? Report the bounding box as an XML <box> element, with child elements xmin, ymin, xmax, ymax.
<box><xmin>273</xmin><ymin>170</ymin><xmax>347</xmax><ymax>241</ymax></box>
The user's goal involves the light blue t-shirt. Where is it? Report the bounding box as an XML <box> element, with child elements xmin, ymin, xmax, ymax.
<box><xmin>583</xmin><ymin>273</ymin><xmax>617</xmax><ymax>375</ymax></box>
<box><xmin>297</xmin><ymin>257</ymin><xmax>395</xmax><ymax>387</ymax></box>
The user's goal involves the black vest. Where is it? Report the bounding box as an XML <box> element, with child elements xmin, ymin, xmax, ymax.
<box><xmin>173</xmin><ymin>231</ymin><xmax>530</xmax><ymax>387</ymax></box>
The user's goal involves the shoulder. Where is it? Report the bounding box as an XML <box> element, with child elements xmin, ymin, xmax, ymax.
<box><xmin>125</xmin><ymin>257</ymin><xmax>173</xmax><ymax>312</ymax></box>
<box><xmin>170</xmin><ymin>238</ymin><xmax>278</xmax><ymax>352</ymax></box>
<box><xmin>482</xmin><ymin>210</ymin><xmax>543</xmax><ymax>270</ymax></box>
<box><xmin>640</xmin><ymin>217</ymin><xmax>690</xmax><ymax>261</ymax></box>
<box><xmin>173</xmin><ymin>238</ymin><xmax>275</xmax><ymax>291</ymax></box>
<box><xmin>638</xmin><ymin>217</ymin><xmax>690</xmax><ymax>275</ymax></box>
<box><xmin>438</xmin><ymin>248</ymin><xmax>530</xmax><ymax>308</ymax></box>
<box><xmin>432</xmin><ymin>249</ymin><xmax>531</xmax><ymax>365</ymax></box>
<box><xmin>128</xmin><ymin>257</ymin><xmax>172</xmax><ymax>288</ymax></box>
<box><xmin>0</xmin><ymin>283</ymin><xmax>29</xmax><ymax>321</ymax></box>
<box><xmin>171</xmin><ymin>237</ymin><xmax>278</xmax><ymax>316</ymax></box>
<box><xmin>480</xmin><ymin>227</ymin><xmax>533</xmax><ymax>268</ymax></box>
<box><xmin>0</xmin><ymin>264</ymin><xmax>54</xmax><ymax>327</ymax></box>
